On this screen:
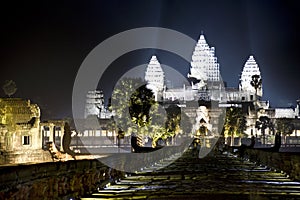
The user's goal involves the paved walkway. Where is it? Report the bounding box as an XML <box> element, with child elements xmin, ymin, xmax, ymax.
<box><xmin>81</xmin><ymin>149</ymin><xmax>300</xmax><ymax>199</ymax></box>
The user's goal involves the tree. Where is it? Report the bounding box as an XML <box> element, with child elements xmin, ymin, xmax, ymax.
<box><xmin>250</xmin><ymin>75</ymin><xmax>262</xmax><ymax>140</ymax></box>
<box><xmin>111</xmin><ymin>77</ymin><xmax>146</xmax><ymax>135</ymax></box>
<box><xmin>111</xmin><ymin>78</ymin><xmax>166</xmax><ymax>147</ymax></box>
<box><xmin>255</xmin><ymin>116</ymin><xmax>273</xmax><ymax>145</ymax></box>
<box><xmin>129</xmin><ymin>84</ymin><xmax>156</xmax><ymax>127</ymax></box>
<box><xmin>165</xmin><ymin>105</ymin><xmax>181</xmax><ymax>140</ymax></box>
<box><xmin>276</xmin><ymin>118</ymin><xmax>294</xmax><ymax>144</ymax></box>
<box><xmin>146</xmin><ymin>103</ymin><xmax>167</xmax><ymax>146</ymax></box>
<box><xmin>250</xmin><ymin>74</ymin><xmax>262</xmax><ymax>97</ymax></box>
<box><xmin>111</xmin><ymin>78</ymin><xmax>191</xmax><ymax>148</ymax></box>
<box><xmin>223</xmin><ymin>107</ymin><xmax>247</xmax><ymax>146</ymax></box>
<box><xmin>2</xmin><ymin>80</ymin><xmax>17</xmax><ymax>97</ymax></box>
<box><xmin>237</xmin><ymin>115</ymin><xmax>247</xmax><ymax>137</ymax></box>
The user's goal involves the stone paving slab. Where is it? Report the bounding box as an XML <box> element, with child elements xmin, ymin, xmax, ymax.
<box><xmin>81</xmin><ymin>149</ymin><xmax>300</xmax><ymax>199</ymax></box>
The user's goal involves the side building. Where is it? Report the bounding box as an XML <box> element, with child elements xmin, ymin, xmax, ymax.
<box><xmin>0</xmin><ymin>98</ymin><xmax>52</xmax><ymax>164</ymax></box>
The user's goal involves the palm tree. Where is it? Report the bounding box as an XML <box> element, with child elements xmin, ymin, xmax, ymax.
<box><xmin>255</xmin><ymin>116</ymin><xmax>273</xmax><ymax>145</ymax></box>
<box><xmin>276</xmin><ymin>118</ymin><xmax>294</xmax><ymax>145</ymax></box>
<box><xmin>250</xmin><ymin>74</ymin><xmax>262</xmax><ymax>138</ymax></box>
<box><xmin>250</xmin><ymin>74</ymin><xmax>262</xmax><ymax>98</ymax></box>
<box><xmin>224</xmin><ymin>107</ymin><xmax>246</xmax><ymax>146</ymax></box>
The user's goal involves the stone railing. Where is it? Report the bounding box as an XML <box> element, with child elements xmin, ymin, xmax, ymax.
<box><xmin>0</xmin><ymin>144</ymin><xmax>188</xmax><ymax>199</ymax></box>
<box><xmin>0</xmin><ymin>159</ymin><xmax>124</xmax><ymax>200</ymax></box>
<box><xmin>98</xmin><ymin>144</ymin><xmax>188</xmax><ymax>172</ymax></box>
<box><xmin>241</xmin><ymin>149</ymin><xmax>300</xmax><ymax>181</ymax></box>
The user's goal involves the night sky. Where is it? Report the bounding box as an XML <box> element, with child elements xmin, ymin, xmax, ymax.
<box><xmin>0</xmin><ymin>0</ymin><xmax>299</xmax><ymax>120</ymax></box>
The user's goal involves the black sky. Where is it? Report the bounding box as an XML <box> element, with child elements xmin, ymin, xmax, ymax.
<box><xmin>0</xmin><ymin>0</ymin><xmax>299</xmax><ymax>120</ymax></box>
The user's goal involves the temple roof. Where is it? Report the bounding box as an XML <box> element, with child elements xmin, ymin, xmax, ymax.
<box><xmin>0</xmin><ymin>98</ymin><xmax>40</xmax><ymax>125</ymax></box>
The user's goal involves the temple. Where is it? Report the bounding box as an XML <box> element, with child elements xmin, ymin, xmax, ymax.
<box><xmin>1</xmin><ymin>32</ymin><xmax>300</xmax><ymax>165</ymax></box>
<box><xmin>142</xmin><ymin>33</ymin><xmax>300</xmax><ymax>145</ymax></box>
<box><xmin>82</xmin><ymin>33</ymin><xmax>300</xmax><ymax>148</ymax></box>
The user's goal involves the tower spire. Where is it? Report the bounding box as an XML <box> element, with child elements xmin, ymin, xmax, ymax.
<box><xmin>239</xmin><ymin>55</ymin><xmax>263</xmax><ymax>97</ymax></box>
<box><xmin>145</xmin><ymin>55</ymin><xmax>165</xmax><ymax>92</ymax></box>
<box><xmin>188</xmin><ymin>32</ymin><xmax>220</xmax><ymax>84</ymax></box>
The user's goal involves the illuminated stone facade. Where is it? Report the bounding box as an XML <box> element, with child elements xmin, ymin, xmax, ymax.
<box><xmin>84</xmin><ymin>90</ymin><xmax>104</xmax><ymax>118</ymax></box>
<box><xmin>0</xmin><ymin>98</ymin><xmax>51</xmax><ymax>164</ymax></box>
<box><xmin>143</xmin><ymin>33</ymin><xmax>300</xmax><ymax>144</ymax></box>
<box><xmin>239</xmin><ymin>55</ymin><xmax>263</xmax><ymax>97</ymax></box>
<box><xmin>84</xmin><ymin>90</ymin><xmax>112</xmax><ymax>119</ymax></box>
<box><xmin>188</xmin><ymin>34</ymin><xmax>220</xmax><ymax>89</ymax></box>
<box><xmin>145</xmin><ymin>55</ymin><xmax>165</xmax><ymax>100</ymax></box>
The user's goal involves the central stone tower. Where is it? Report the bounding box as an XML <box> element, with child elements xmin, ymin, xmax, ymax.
<box><xmin>188</xmin><ymin>34</ymin><xmax>220</xmax><ymax>89</ymax></box>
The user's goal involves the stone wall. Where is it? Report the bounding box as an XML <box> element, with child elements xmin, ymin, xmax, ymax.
<box><xmin>242</xmin><ymin>149</ymin><xmax>300</xmax><ymax>181</ymax></box>
<box><xmin>0</xmin><ymin>144</ymin><xmax>190</xmax><ymax>199</ymax></box>
<box><xmin>0</xmin><ymin>159</ymin><xmax>124</xmax><ymax>200</ymax></box>
<box><xmin>0</xmin><ymin>149</ymin><xmax>52</xmax><ymax>164</ymax></box>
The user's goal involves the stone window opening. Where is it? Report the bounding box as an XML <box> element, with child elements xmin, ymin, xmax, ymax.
<box><xmin>250</xmin><ymin>95</ymin><xmax>253</xmax><ymax>101</ymax></box>
<box><xmin>23</xmin><ymin>135</ymin><xmax>30</xmax><ymax>145</ymax></box>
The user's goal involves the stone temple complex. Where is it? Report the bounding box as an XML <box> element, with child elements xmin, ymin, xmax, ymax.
<box><xmin>1</xmin><ymin>33</ymin><xmax>300</xmax><ymax>165</ymax></box>
<box><xmin>143</xmin><ymin>34</ymin><xmax>299</xmax><ymax>143</ymax></box>
<box><xmin>87</xmin><ymin>33</ymin><xmax>300</xmax><ymax>146</ymax></box>
<box><xmin>143</xmin><ymin>34</ymin><xmax>265</xmax><ymax>107</ymax></box>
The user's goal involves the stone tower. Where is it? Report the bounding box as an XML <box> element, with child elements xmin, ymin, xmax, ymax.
<box><xmin>145</xmin><ymin>55</ymin><xmax>165</xmax><ymax>100</ymax></box>
<box><xmin>84</xmin><ymin>90</ymin><xmax>104</xmax><ymax>118</ymax></box>
<box><xmin>188</xmin><ymin>34</ymin><xmax>220</xmax><ymax>89</ymax></box>
<box><xmin>239</xmin><ymin>55</ymin><xmax>263</xmax><ymax>97</ymax></box>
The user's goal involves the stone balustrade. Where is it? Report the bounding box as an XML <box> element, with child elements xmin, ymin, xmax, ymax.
<box><xmin>0</xmin><ymin>159</ymin><xmax>124</xmax><ymax>200</ymax></box>
<box><xmin>0</xmin><ymin>144</ymin><xmax>188</xmax><ymax>199</ymax></box>
<box><xmin>242</xmin><ymin>149</ymin><xmax>300</xmax><ymax>181</ymax></box>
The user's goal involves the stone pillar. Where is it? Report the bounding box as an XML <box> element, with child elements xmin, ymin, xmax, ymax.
<box><xmin>60</xmin><ymin>125</ymin><xmax>64</xmax><ymax>151</ymax></box>
<box><xmin>5</xmin><ymin>132</ymin><xmax>12</xmax><ymax>151</ymax></box>
<box><xmin>40</xmin><ymin>125</ymin><xmax>44</xmax><ymax>148</ymax></box>
<box><xmin>49</xmin><ymin>124</ymin><xmax>54</xmax><ymax>143</ymax></box>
